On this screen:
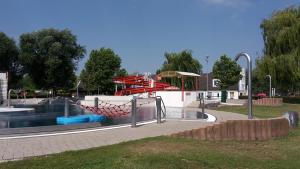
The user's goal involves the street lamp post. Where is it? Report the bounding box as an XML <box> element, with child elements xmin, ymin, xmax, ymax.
<box><xmin>235</xmin><ymin>52</ymin><xmax>253</xmax><ymax>119</ymax></box>
<box><xmin>205</xmin><ymin>56</ymin><xmax>209</xmax><ymax>99</ymax></box>
<box><xmin>76</xmin><ymin>80</ymin><xmax>81</xmax><ymax>99</ymax></box>
<box><xmin>266</xmin><ymin>75</ymin><xmax>272</xmax><ymax>97</ymax></box>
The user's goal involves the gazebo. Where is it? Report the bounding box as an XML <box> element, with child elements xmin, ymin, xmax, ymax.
<box><xmin>158</xmin><ymin>71</ymin><xmax>201</xmax><ymax>101</ymax></box>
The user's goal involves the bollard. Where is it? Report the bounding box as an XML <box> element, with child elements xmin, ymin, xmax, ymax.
<box><xmin>94</xmin><ymin>97</ymin><xmax>99</xmax><ymax>110</ymax></box>
<box><xmin>201</xmin><ymin>95</ymin><xmax>205</xmax><ymax>113</ymax></box>
<box><xmin>131</xmin><ymin>96</ymin><xmax>137</xmax><ymax>128</ymax></box>
<box><xmin>156</xmin><ymin>97</ymin><xmax>162</xmax><ymax>124</ymax></box>
<box><xmin>64</xmin><ymin>98</ymin><xmax>69</xmax><ymax>117</ymax></box>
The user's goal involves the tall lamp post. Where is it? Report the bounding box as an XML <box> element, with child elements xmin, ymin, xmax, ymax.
<box><xmin>235</xmin><ymin>52</ymin><xmax>253</xmax><ymax>119</ymax></box>
<box><xmin>76</xmin><ymin>80</ymin><xmax>81</xmax><ymax>99</ymax></box>
<box><xmin>266</xmin><ymin>75</ymin><xmax>271</xmax><ymax>98</ymax></box>
<box><xmin>205</xmin><ymin>56</ymin><xmax>209</xmax><ymax>99</ymax></box>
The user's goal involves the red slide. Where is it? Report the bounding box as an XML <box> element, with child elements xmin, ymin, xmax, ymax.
<box><xmin>113</xmin><ymin>75</ymin><xmax>175</xmax><ymax>96</ymax></box>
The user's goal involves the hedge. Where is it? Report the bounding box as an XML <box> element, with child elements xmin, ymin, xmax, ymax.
<box><xmin>281</xmin><ymin>97</ymin><xmax>300</xmax><ymax>104</ymax></box>
<box><xmin>238</xmin><ymin>96</ymin><xmax>300</xmax><ymax>104</ymax></box>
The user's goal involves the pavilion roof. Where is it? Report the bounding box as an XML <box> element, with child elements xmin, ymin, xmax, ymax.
<box><xmin>158</xmin><ymin>71</ymin><xmax>200</xmax><ymax>78</ymax></box>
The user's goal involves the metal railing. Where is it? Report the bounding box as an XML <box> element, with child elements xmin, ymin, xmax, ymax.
<box><xmin>131</xmin><ymin>96</ymin><xmax>166</xmax><ymax>127</ymax></box>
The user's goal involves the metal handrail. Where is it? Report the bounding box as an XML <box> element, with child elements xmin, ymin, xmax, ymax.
<box><xmin>156</xmin><ymin>96</ymin><xmax>166</xmax><ymax>118</ymax></box>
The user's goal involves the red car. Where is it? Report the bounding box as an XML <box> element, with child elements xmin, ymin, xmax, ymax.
<box><xmin>256</xmin><ymin>93</ymin><xmax>267</xmax><ymax>98</ymax></box>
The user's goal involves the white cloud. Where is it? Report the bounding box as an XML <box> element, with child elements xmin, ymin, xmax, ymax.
<box><xmin>201</xmin><ymin>0</ymin><xmax>250</xmax><ymax>8</ymax></box>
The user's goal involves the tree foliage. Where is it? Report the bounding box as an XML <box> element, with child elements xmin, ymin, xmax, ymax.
<box><xmin>19</xmin><ymin>28</ymin><xmax>85</xmax><ymax>90</ymax></box>
<box><xmin>257</xmin><ymin>6</ymin><xmax>300</xmax><ymax>93</ymax></box>
<box><xmin>115</xmin><ymin>68</ymin><xmax>128</xmax><ymax>77</ymax></box>
<box><xmin>80</xmin><ymin>48</ymin><xmax>124</xmax><ymax>94</ymax></box>
<box><xmin>212</xmin><ymin>55</ymin><xmax>242</xmax><ymax>90</ymax></box>
<box><xmin>0</xmin><ymin>32</ymin><xmax>21</xmax><ymax>87</ymax></box>
<box><xmin>156</xmin><ymin>50</ymin><xmax>202</xmax><ymax>89</ymax></box>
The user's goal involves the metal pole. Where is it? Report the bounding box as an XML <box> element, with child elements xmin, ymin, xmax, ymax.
<box><xmin>7</xmin><ymin>89</ymin><xmax>12</xmax><ymax>107</ymax></box>
<box><xmin>94</xmin><ymin>97</ymin><xmax>99</xmax><ymax>110</ymax></box>
<box><xmin>201</xmin><ymin>95</ymin><xmax>205</xmax><ymax>113</ymax></box>
<box><xmin>156</xmin><ymin>97</ymin><xmax>162</xmax><ymax>124</ymax></box>
<box><xmin>235</xmin><ymin>53</ymin><xmax>253</xmax><ymax>119</ymax></box>
<box><xmin>64</xmin><ymin>98</ymin><xmax>69</xmax><ymax>117</ymax></box>
<box><xmin>77</xmin><ymin>87</ymin><xmax>79</xmax><ymax>99</ymax></box>
<box><xmin>266</xmin><ymin>75</ymin><xmax>271</xmax><ymax>98</ymax></box>
<box><xmin>131</xmin><ymin>96</ymin><xmax>137</xmax><ymax>128</ymax></box>
<box><xmin>76</xmin><ymin>80</ymin><xmax>81</xmax><ymax>99</ymax></box>
<box><xmin>205</xmin><ymin>56</ymin><xmax>209</xmax><ymax>99</ymax></box>
<box><xmin>181</xmin><ymin>77</ymin><xmax>184</xmax><ymax>101</ymax></box>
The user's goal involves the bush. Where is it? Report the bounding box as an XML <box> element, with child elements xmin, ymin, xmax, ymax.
<box><xmin>238</xmin><ymin>95</ymin><xmax>259</xmax><ymax>100</ymax></box>
<box><xmin>281</xmin><ymin>97</ymin><xmax>300</xmax><ymax>104</ymax></box>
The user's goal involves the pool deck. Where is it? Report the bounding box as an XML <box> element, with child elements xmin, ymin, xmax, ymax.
<box><xmin>0</xmin><ymin>107</ymin><xmax>35</xmax><ymax>112</ymax></box>
<box><xmin>0</xmin><ymin>109</ymin><xmax>247</xmax><ymax>162</ymax></box>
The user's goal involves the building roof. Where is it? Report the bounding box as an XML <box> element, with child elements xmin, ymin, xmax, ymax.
<box><xmin>198</xmin><ymin>73</ymin><xmax>239</xmax><ymax>91</ymax></box>
<box><xmin>158</xmin><ymin>71</ymin><xmax>200</xmax><ymax>78</ymax></box>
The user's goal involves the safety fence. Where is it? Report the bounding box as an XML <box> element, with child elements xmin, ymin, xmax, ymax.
<box><xmin>170</xmin><ymin>118</ymin><xmax>289</xmax><ymax>141</ymax></box>
<box><xmin>77</xmin><ymin>96</ymin><xmax>165</xmax><ymax>127</ymax></box>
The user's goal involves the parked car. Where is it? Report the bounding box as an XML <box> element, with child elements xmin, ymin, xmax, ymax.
<box><xmin>256</xmin><ymin>92</ymin><xmax>267</xmax><ymax>99</ymax></box>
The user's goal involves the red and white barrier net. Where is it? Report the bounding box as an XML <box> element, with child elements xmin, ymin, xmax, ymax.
<box><xmin>77</xmin><ymin>98</ymin><xmax>156</xmax><ymax>118</ymax></box>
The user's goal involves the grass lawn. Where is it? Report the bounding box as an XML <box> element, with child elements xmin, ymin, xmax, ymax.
<box><xmin>213</xmin><ymin>103</ymin><xmax>300</xmax><ymax>118</ymax></box>
<box><xmin>1</xmin><ymin>130</ymin><xmax>300</xmax><ymax>169</ymax></box>
<box><xmin>1</xmin><ymin>104</ymin><xmax>299</xmax><ymax>169</ymax></box>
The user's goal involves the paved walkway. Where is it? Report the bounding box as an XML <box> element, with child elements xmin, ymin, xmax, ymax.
<box><xmin>0</xmin><ymin>109</ymin><xmax>247</xmax><ymax>161</ymax></box>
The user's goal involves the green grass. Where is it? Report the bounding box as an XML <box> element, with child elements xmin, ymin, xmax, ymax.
<box><xmin>1</xmin><ymin>129</ymin><xmax>300</xmax><ymax>169</ymax></box>
<box><xmin>1</xmin><ymin>104</ymin><xmax>300</xmax><ymax>169</ymax></box>
<box><xmin>213</xmin><ymin>103</ymin><xmax>300</xmax><ymax>118</ymax></box>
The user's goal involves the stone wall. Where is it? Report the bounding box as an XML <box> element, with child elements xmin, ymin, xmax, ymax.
<box><xmin>170</xmin><ymin>118</ymin><xmax>289</xmax><ymax>141</ymax></box>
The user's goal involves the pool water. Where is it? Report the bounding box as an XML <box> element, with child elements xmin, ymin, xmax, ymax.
<box><xmin>166</xmin><ymin>107</ymin><xmax>208</xmax><ymax>120</ymax></box>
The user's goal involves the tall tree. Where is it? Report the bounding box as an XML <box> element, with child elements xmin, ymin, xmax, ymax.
<box><xmin>212</xmin><ymin>55</ymin><xmax>242</xmax><ymax>90</ymax></box>
<box><xmin>257</xmin><ymin>6</ymin><xmax>300</xmax><ymax>93</ymax></box>
<box><xmin>0</xmin><ymin>32</ymin><xmax>21</xmax><ymax>87</ymax></box>
<box><xmin>19</xmin><ymin>28</ymin><xmax>85</xmax><ymax>90</ymax></box>
<box><xmin>156</xmin><ymin>50</ymin><xmax>202</xmax><ymax>89</ymax></box>
<box><xmin>80</xmin><ymin>48</ymin><xmax>125</xmax><ymax>94</ymax></box>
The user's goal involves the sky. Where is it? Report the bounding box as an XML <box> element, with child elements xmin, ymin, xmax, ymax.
<box><xmin>0</xmin><ymin>0</ymin><xmax>299</xmax><ymax>75</ymax></box>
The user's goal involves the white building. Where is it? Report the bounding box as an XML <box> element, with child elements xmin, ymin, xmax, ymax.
<box><xmin>198</xmin><ymin>68</ymin><xmax>247</xmax><ymax>100</ymax></box>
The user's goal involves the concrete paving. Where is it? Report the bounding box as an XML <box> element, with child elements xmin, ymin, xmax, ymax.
<box><xmin>0</xmin><ymin>109</ymin><xmax>247</xmax><ymax>162</ymax></box>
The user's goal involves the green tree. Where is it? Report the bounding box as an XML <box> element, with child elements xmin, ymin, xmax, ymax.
<box><xmin>257</xmin><ymin>6</ymin><xmax>300</xmax><ymax>93</ymax></box>
<box><xmin>115</xmin><ymin>68</ymin><xmax>128</xmax><ymax>77</ymax></box>
<box><xmin>156</xmin><ymin>50</ymin><xmax>202</xmax><ymax>90</ymax></box>
<box><xmin>0</xmin><ymin>32</ymin><xmax>21</xmax><ymax>87</ymax></box>
<box><xmin>212</xmin><ymin>55</ymin><xmax>242</xmax><ymax>102</ymax></box>
<box><xmin>19</xmin><ymin>74</ymin><xmax>37</xmax><ymax>90</ymax></box>
<box><xmin>19</xmin><ymin>28</ymin><xmax>85</xmax><ymax>90</ymax></box>
<box><xmin>80</xmin><ymin>48</ymin><xmax>125</xmax><ymax>94</ymax></box>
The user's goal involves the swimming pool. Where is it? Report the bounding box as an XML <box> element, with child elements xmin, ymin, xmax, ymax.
<box><xmin>0</xmin><ymin>98</ymin><xmax>157</xmax><ymax>130</ymax></box>
<box><xmin>0</xmin><ymin>98</ymin><xmax>215</xmax><ymax>136</ymax></box>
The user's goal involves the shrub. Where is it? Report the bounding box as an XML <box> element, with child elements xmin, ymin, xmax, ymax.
<box><xmin>281</xmin><ymin>97</ymin><xmax>300</xmax><ymax>104</ymax></box>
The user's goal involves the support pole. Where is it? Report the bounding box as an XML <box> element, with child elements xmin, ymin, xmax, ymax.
<box><xmin>64</xmin><ymin>98</ymin><xmax>69</xmax><ymax>117</ymax></box>
<box><xmin>94</xmin><ymin>97</ymin><xmax>99</xmax><ymax>110</ymax></box>
<box><xmin>156</xmin><ymin>97</ymin><xmax>162</xmax><ymax>124</ymax></box>
<box><xmin>235</xmin><ymin>53</ymin><xmax>253</xmax><ymax>119</ymax></box>
<box><xmin>131</xmin><ymin>96</ymin><xmax>137</xmax><ymax>128</ymax></box>
<box><xmin>7</xmin><ymin>89</ymin><xmax>12</xmax><ymax>107</ymax></box>
<box><xmin>181</xmin><ymin>77</ymin><xmax>184</xmax><ymax>101</ymax></box>
<box><xmin>201</xmin><ymin>95</ymin><xmax>205</xmax><ymax>113</ymax></box>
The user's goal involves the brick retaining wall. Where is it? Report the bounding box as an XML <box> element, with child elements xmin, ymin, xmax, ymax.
<box><xmin>170</xmin><ymin>118</ymin><xmax>289</xmax><ymax>141</ymax></box>
<box><xmin>253</xmin><ymin>98</ymin><xmax>283</xmax><ymax>106</ymax></box>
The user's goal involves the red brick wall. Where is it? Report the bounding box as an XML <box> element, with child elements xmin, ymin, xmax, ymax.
<box><xmin>170</xmin><ymin>118</ymin><xmax>289</xmax><ymax>141</ymax></box>
<box><xmin>253</xmin><ymin>98</ymin><xmax>283</xmax><ymax>106</ymax></box>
